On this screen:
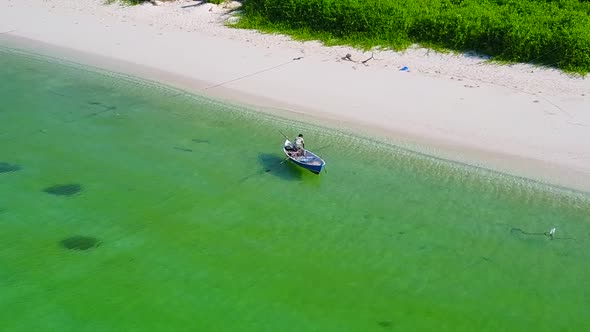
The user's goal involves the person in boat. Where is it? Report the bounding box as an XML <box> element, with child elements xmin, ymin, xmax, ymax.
<box><xmin>294</xmin><ymin>134</ymin><xmax>305</xmax><ymax>156</ymax></box>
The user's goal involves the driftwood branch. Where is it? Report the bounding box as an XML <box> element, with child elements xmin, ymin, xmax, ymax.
<box><xmin>361</xmin><ymin>53</ymin><xmax>374</xmax><ymax>65</ymax></box>
<box><xmin>341</xmin><ymin>52</ymin><xmax>381</xmax><ymax>66</ymax></box>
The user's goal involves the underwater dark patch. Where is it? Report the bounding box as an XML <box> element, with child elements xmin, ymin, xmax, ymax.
<box><xmin>48</xmin><ymin>89</ymin><xmax>67</xmax><ymax>97</ymax></box>
<box><xmin>60</xmin><ymin>236</ymin><xmax>100</xmax><ymax>250</ymax></box>
<box><xmin>257</xmin><ymin>153</ymin><xmax>303</xmax><ymax>181</ymax></box>
<box><xmin>88</xmin><ymin>101</ymin><xmax>116</xmax><ymax>110</ymax></box>
<box><xmin>83</xmin><ymin>101</ymin><xmax>117</xmax><ymax>119</ymax></box>
<box><xmin>192</xmin><ymin>139</ymin><xmax>210</xmax><ymax>144</ymax></box>
<box><xmin>377</xmin><ymin>321</ymin><xmax>392</xmax><ymax>328</ymax></box>
<box><xmin>0</xmin><ymin>162</ymin><xmax>22</xmax><ymax>173</ymax></box>
<box><xmin>87</xmin><ymin>106</ymin><xmax>117</xmax><ymax>118</ymax></box>
<box><xmin>174</xmin><ymin>146</ymin><xmax>193</xmax><ymax>152</ymax></box>
<box><xmin>510</xmin><ymin>227</ymin><xmax>572</xmax><ymax>240</ymax></box>
<box><xmin>510</xmin><ymin>228</ymin><xmax>544</xmax><ymax>236</ymax></box>
<box><xmin>43</xmin><ymin>184</ymin><xmax>82</xmax><ymax>196</ymax></box>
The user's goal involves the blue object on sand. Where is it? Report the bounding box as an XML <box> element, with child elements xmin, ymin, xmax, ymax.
<box><xmin>400</xmin><ymin>66</ymin><xmax>410</xmax><ymax>72</ymax></box>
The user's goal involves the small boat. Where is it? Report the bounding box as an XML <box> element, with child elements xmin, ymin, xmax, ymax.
<box><xmin>283</xmin><ymin>139</ymin><xmax>326</xmax><ymax>174</ymax></box>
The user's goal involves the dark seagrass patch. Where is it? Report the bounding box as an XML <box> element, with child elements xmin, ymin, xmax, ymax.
<box><xmin>60</xmin><ymin>236</ymin><xmax>100</xmax><ymax>251</ymax></box>
<box><xmin>43</xmin><ymin>184</ymin><xmax>83</xmax><ymax>196</ymax></box>
<box><xmin>0</xmin><ymin>162</ymin><xmax>22</xmax><ymax>173</ymax></box>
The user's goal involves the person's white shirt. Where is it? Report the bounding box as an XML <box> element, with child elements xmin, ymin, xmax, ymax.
<box><xmin>295</xmin><ymin>136</ymin><xmax>304</xmax><ymax>148</ymax></box>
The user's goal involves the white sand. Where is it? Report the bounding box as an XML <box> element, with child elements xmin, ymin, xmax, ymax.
<box><xmin>1</xmin><ymin>0</ymin><xmax>589</xmax><ymax>191</ymax></box>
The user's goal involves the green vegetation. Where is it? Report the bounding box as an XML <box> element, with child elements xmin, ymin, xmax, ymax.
<box><xmin>235</xmin><ymin>0</ymin><xmax>590</xmax><ymax>74</ymax></box>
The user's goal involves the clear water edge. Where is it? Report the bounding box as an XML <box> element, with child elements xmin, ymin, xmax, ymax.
<box><xmin>1</xmin><ymin>45</ymin><xmax>589</xmax><ymax>332</ymax></box>
<box><xmin>2</xmin><ymin>43</ymin><xmax>587</xmax><ymax>199</ymax></box>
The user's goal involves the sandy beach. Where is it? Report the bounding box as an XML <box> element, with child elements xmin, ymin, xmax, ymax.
<box><xmin>1</xmin><ymin>0</ymin><xmax>589</xmax><ymax>192</ymax></box>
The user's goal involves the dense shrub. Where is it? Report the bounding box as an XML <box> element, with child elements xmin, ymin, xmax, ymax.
<box><xmin>238</xmin><ymin>0</ymin><xmax>590</xmax><ymax>73</ymax></box>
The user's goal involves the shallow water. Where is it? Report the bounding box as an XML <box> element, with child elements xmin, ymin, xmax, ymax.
<box><xmin>1</xmin><ymin>47</ymin><xmax>589</xmax><ymax>332</ymax></box>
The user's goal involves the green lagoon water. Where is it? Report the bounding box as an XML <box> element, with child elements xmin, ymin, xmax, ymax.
<box><xmin>1</xmin><ymin>47</ymin><xmax>589</xmax><ymax>332</ymax></box>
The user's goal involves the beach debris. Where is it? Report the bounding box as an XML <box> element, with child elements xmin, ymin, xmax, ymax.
<box><xmin>60</xmin><ymin>236</ymin><xmax>100</xmax><ymax>251</ymax></box>
<box><xmin>400</xmin><ymin>66</ymin><xmax>410</xmax><ymax>72</ymax></box>
<box><xmin>341</xmin><ymin>52</ymin><xmax>378</xmax><ymax>66</ymax></box>
<box><xmin>0</xmin><ymin>162</ymin><xmax>22</xmax><ymax>173</ymax></box>
<box><xmin>43</xmin><ymin>184</ymin><xmax>82</xmax><ymax>196</ymax></box>
<box><xmin>361</xmin><ymin>53</ymin><xmax>375</xmax><ymax>65</ymax></box>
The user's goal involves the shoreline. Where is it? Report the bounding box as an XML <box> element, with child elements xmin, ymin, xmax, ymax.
<box><xmin>1</xmin><ymin>0</ymin><xmax>589</xmax><ymax>193</ymax></box>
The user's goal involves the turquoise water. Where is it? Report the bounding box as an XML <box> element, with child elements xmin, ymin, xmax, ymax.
<box><xmin>1</xmin><ymin>47</ymin><xmax>589</xmax><ymax>332</ymax></box>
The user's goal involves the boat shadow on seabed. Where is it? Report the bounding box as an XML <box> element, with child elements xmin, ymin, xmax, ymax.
<box><xmin>238</xmin><ymin>153</ymin><xmax>304</xmax><ymax>183</ymax></box>
<box><xmin>257</xmin><ymin>153</ymin><xmax>304</xmax><ymax>181</ymax></box>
